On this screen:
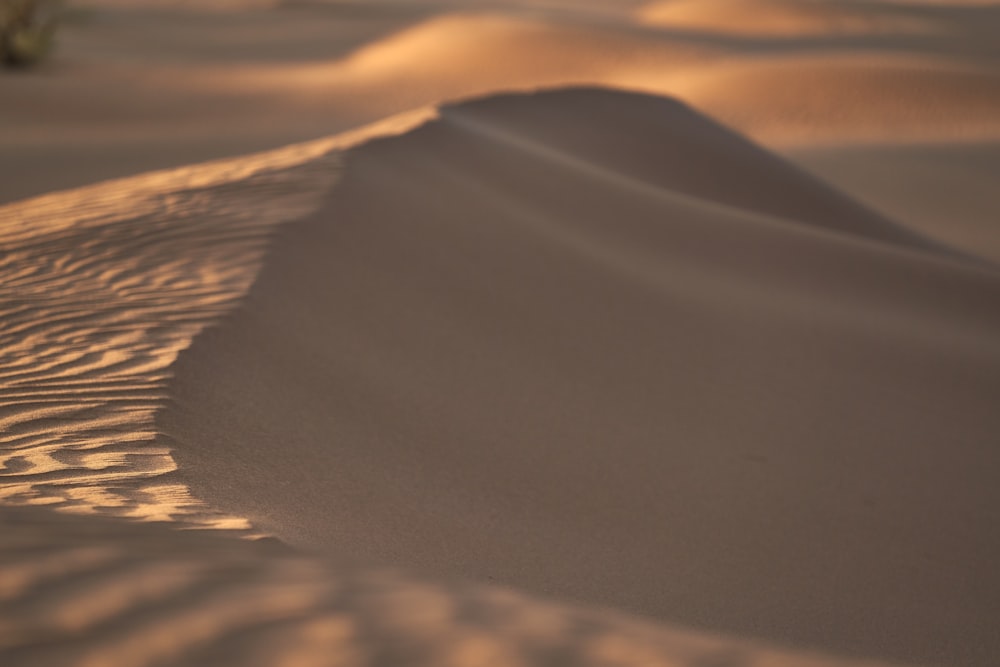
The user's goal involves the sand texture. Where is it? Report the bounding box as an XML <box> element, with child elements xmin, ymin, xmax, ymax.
<box><xmin>3</xmin><ymin>1</ymin><xmax>1000</xmax><ymax>666</ymax></box>
<box><xmin>0</xmin><ymin>109</ymin><xmax>436</xmax><ymax>525</ymax></box>
<box><xmin>2</xmin><ymin>504</ymin><xmax>917</xmax><ymax>667</ymax></box>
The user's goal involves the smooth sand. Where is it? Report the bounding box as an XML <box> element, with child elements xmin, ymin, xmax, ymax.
<box><xmin>162</xmin><ymin>89</ymin><xmax>1000</xmax><ymax>667</ymax></box>
<box><xmin>3</xmin><ymin>1</ymin><xmax>1000</xmax><ymax>666</ymax></box>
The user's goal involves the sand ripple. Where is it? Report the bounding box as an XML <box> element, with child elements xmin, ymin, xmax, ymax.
<box><xmin>0</xmin><ymin>138</ymin><xmax>346</xmax><ymax>527</ymax></box>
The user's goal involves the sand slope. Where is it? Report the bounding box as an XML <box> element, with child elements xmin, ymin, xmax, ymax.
<box><xmin>162</xmin><ymin>88</ymin><xmax>1000</xmax><ymax>667</ymax></box>
<box><xmin>0</xmin><ymin>504</ymin><xmax>911</xmax><ymax>667</ymax></box>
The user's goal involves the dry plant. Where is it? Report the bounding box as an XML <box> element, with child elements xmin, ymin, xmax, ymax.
<box><xmin>1</xmin><ymin>0</ymin><xmax>62</xmax><ymax>68</ymax></box>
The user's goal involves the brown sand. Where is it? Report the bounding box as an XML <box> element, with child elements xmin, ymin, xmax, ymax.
<box><xmin>161</xmin><ymin>88</ymin><xmax>1000</xmax><ymax>667</ymax></box>
<box><xmin>1</xmin><ymin>504</ymin><xmax>916</xmax><ymax>667</ymax></box>
<box><xmin>3</xmin><ymin>1</ymin><xmax>1000</xmax><ymax>666</ymax></box>
<box><xmin>790</xmin><ymin>141</ymin><xmax>1000</xmax><ymax>263</ymax></box>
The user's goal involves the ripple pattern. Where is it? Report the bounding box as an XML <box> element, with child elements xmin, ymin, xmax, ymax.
<box><xmin>0</xmin><ymin>138</ymin><xmax>345</xmax><ymax>528</ymax></box>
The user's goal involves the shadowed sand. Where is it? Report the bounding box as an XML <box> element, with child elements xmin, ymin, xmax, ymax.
<box><xmin>0</xmin><ymin>504</ymin><xmax>915</xmax><ymax>667</ymax></box>
<box><xmin>161</xmin><ymin>88</ymin><xmax>1000</xmax><ymax>667</ymax></box>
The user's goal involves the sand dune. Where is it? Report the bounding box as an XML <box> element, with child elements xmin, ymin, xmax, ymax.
<box><xmin>162</xmin><ymin>88</ymin><xmax>1000</xmax><ymax>667</ymax></box>
<box><xmin>335</xmin><ymin>13</ymin><xmax>710</xmax><ymax>91</ymax></box>
<box><xmin>4</xmin><ymin>2</ymin><xmax>1000</xmax><ymax>667</ymax></box>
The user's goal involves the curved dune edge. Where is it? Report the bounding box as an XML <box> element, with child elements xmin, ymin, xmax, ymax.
<box><xmin>0</xmin><ymin>109</ymin><xmax>433</xmax><ymax>528</ymax></box>
<box><xmin>1</xmin><ymin>504</ymin><xmax>911</xmax><ymax>667</ymax></box>
<box><xmin>162</xmin><ymin>88</ymin><xmax>1000</xmax><ymax>667</ymax></box>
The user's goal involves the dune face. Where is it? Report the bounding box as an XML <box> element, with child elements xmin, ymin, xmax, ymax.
<box><xmin>162</xmin><ymin>89</ymin><xmax>1000</xmax><ymax>667</ymax></box>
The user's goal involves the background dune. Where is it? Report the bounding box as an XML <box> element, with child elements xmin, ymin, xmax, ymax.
<box><xmin>636</xmin><ymin>0</ymin><xmax>938</xmax><ymax>36</ymax></box>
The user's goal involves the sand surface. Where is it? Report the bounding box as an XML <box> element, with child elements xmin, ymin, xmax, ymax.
<box><xmin>3</xmin><ymin>503</ymin><xmax>921</xmax><ymax>667</ymax></box>
<box><xmin>161</xmin><ymin>88</ymin><xmax>1000</xmax><ymax>667</ymax></box>
<box><xmin>2</xmin><ymin>1</ymin><xmax>1000</xmax><ymax>666</ymax></box>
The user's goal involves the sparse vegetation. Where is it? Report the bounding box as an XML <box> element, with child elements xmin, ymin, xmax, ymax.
<box><xmin>1</xmin><ymin>0</ymin><xmax>62</xmax><ymax>68</ymax></box>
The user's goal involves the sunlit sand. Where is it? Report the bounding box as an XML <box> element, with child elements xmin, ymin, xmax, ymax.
<box><xmin>2</xmin><ymin>2</ymin><xmax>998</xmax><ymax>666</ymax></box>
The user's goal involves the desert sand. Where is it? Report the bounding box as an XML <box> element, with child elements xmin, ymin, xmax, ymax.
<box><xmin>2</xmin><ymin>1</ymin><xmax>999</xmax><ymax>667</ymax></box>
